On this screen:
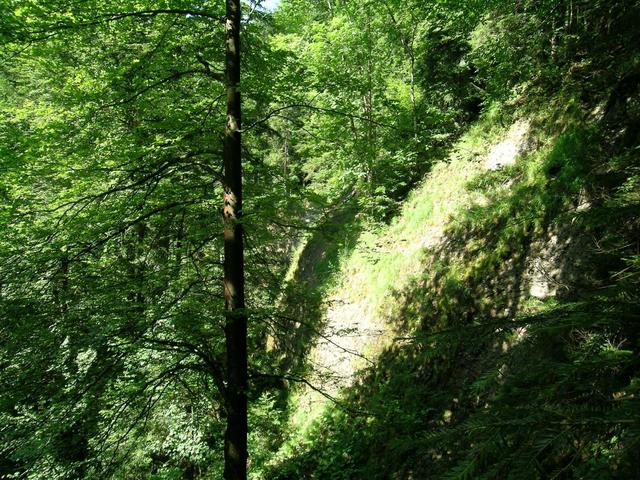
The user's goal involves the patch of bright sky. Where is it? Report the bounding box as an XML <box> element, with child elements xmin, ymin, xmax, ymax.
<box><xmin>259</xmin><ymin>0</ymin><xmax>281</xmax><ymax>11</ymax></box>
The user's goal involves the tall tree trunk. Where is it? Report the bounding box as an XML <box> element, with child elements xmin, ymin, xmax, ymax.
<box><xmin>222</xmin><ymin>0</ymin><xmax>247</xmax><ymax>479</ymax></box>
<box><xmin>409</xmin><ymin>53</ymin><xmax>417</xmax><ymax>140</ymax></box>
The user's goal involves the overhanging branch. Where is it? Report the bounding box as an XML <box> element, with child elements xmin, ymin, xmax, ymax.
<box><xmin>27</xmin><ymin>9</ymin><xmax>225</xmax><ymax>35</ymax></box>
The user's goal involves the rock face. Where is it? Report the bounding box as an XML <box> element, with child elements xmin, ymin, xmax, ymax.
<box><xmin>524</xmin><ymin>199</ymin><xmax>594</xmax><ymax>301</ymax></box>
<box><xmin>526</xmin><ymin>226</ymin><xmax>584</xmax><ymax>300</ymax></box>
<box><xmin>485</xmin><ymin>120</ymin><xmax>531</xmax><ymax>170</ymax></box>
<box><xmin>312</xmin><ymin>297</ymin><xmax>379</xmax><ymax>392</ymax></box>
<box><xmin>527</xmin><ymin>231</ymin><xmax>568</xmax><ymax>299</ymax></box>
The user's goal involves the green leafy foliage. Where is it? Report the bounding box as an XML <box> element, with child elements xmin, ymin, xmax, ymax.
<box><xmin>1</xmin><ymin>0</ymin><xmax>640</xmax><ymax>478</ymax></box>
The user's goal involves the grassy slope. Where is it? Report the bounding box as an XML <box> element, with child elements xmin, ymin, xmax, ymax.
<box><xmin>258</xmin><ymin>96</ymin><xmax>640</xmax><ymax>479</ymax></box>
<box><xmin>259</xmin><ymin>107</ymin><xmax>526</xmax><ymax>473</ymax></box>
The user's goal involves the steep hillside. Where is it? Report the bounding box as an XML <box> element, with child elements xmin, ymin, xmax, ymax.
<box><xmin>264</xmin><ymin>95</ymin><xmax>640</xmax><ymax>479</ymax></box>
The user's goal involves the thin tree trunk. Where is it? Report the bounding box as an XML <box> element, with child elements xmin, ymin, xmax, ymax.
<box><xmin>409</xmin><ymin>53</ymin><xmax>417</xmax><ymax>139</ymax></box>
<box><xmin>365</xmin><ymin>14</ymin><xmax>375</xmax><ymax>190</ymax></box>
<box><xmin>283</xmin><ymin>132</ymin><xmax>289</xmax><ymax>196</ymax></box>
<box><xmin>222</xmin><ymin>0</ymin><xmax>247</xmax><ymax>478</ymax></box>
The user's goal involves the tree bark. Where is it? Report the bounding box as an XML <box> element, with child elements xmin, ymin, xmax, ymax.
<box><xmin>222</xmin><ymin>0</ymin><xmax>247</xmax><ymax>479</ymax></box>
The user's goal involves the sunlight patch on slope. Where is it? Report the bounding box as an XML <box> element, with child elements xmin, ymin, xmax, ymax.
<box><xmin>485</xmin><ymin>119</ymin><xmax>530</xmax><ymax>170</ymax></box>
